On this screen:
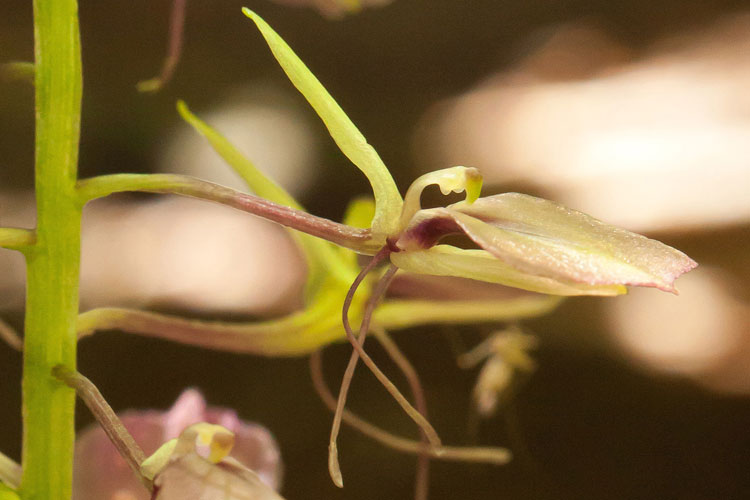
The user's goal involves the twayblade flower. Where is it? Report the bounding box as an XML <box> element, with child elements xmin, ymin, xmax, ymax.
<box><xmin>144</xmin><ymin>423</ymin><xmax>284</xmax><ymax>500</ymax></box>
<box><xmin>73</xmin><ymin>388</ymin><xmax>281</xmax><ymax>500</ymax></box>
<box><xmin>237</xmin><ymin>9</ymin><xmax>696</xmax><ymax>487</ymax></box>
<box><xmin>78</xmin><ymin>9</ymin><xmax>696</xmax><ymax>496</ymax></box>
<box><xmin>241</xmin><ymin>9</ymin><xmax>696</xmax><ymax>295</ymax></box>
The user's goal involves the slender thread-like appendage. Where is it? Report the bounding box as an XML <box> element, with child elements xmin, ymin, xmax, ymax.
<box><xmin>52</xmin><ymin>366</ymin><xmax>150</xmax><ymax>491</ymax></box>
<box><xmin>75</xmin><ymin>174</ymin><xmax>377</xmax><ymax>254</ymax></box>
<box><xmin>372</xmin><ymin>328</ymin><xmax>429</xmax><ymax>500</ymax></box>
<box><xmin>330</xmin><ymin>254</ymin><xmax>441</xmax><ymax>487</ymax></box>
<box><xmin>311</xmin><ymin>350</ymin><xmax>511</xmax><ymax>464</ymax></box>
<box><xmin>137</xmin><ymin>0</ymin><xmax>186</xmax><ymax>92</ymax></box>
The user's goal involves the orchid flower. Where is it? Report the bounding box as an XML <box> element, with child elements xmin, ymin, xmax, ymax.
<box><xmin>234</xmin><ymin>8</ymin><xmax>695</xmax><ymax>485</ymax></box>
<box><xmin>76</xmin><ymin>9</ymin><xmax>696</xmax><ymax>494</ymax></box>
<box><xmin>52</xmin><ymin>367</ymin><xmax>283</xmax><ymax>500</ymax></box>
<box><xmin>240</xmin><ymin>9</ymin><xmax>696</xmax><ymax>297</ymax></box>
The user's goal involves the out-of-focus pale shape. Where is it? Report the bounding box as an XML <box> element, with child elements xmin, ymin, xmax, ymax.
<box><xmin>159</xmin><ymin>86</ymin><xmax>317</xmax><ymax>198</ymax></box>
<box><xmin>418</xmin><ymin>15</ymin><xmax>750</xmax><ymax>231</ymax></box>
<box><xmin>608</xmin><ymin>267</ymin><xmax>750</xmax><ymax>392</ymax></box>
<box><xmin>1</xmin><ymin>192</ymin><xmax>306</xmax><ymax>315</ymax></box>
<box><xmin>265</xmin><ymin>0</ymin><xmax>393</xmax><ymax>17</ymax></box>
<box><xmin>79</xmin><ymin>196</ymin><xmax>305</xmax><ymax>315</ymax></box>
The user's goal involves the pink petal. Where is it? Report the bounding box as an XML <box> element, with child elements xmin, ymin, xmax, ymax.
<box><xmin>74</xmin><ymin>390</ymin><xmax>282</xmax><ymax>500</ymax></box>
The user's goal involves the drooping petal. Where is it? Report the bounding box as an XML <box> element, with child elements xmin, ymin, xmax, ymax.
<box><xmin>390</xmin><ymin>245</ymin><xmax>627</xmax><ymax>296</ymax></box>
<box><xmin>446</xmin><ymin>193</ymin><xmax>697</xmax><ymax>292</ymax></box>
<box><xmin>242</xmin><ymin>9</ymin><xmax>403</xmax><ymax>239</ymax></box>
<box><xmin>396</xmin><ymin>193</ymin><xmax>696</xmax><ymax>293</ymax></box>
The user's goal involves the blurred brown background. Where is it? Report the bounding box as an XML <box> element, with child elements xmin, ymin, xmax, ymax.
<box><xmin>2</xmin><ymin>0</ymin><xmax>750</xmax><ymax>499</ymax></box>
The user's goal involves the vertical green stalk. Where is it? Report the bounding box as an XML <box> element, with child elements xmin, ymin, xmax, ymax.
<box><xmin>21</xmin><ymin>1</ymin><xmax>82</xmax><ymax>499</ymax></box>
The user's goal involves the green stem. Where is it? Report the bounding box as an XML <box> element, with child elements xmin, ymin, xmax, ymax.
<box><xmin>21</xmin><ymin>0</ymin><xmax>82</xmax><ymax>499</ymax></box>
<box><xmin>0</xmin><ymin>228</ymin><xmax>35</xmax><ymax>253</ymax></box>
<box><xmin>76</xmin><ymin>173</ymin><xmax>378</xmax><ymax>253</ymax></box>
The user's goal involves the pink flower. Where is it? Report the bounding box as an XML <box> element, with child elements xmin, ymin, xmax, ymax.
<box><xmin>73</xmin><ymin>390</ymin><xmax>282</xmax><ymax>500</ymax></box>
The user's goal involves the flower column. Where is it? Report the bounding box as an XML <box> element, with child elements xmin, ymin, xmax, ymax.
<box><xmin>21</xmin><ymin>0</ymin><xmax>82</xmax><ymax>499</ymax></box>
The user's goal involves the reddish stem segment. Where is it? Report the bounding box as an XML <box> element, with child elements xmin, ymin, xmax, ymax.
<box><xmin>75</xmin><ymin>173</ymin><xmax>377</xmax><ymax>254</ymax></box>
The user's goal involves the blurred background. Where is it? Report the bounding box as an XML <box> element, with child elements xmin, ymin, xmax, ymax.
<box><xmin>2</xmin><ymin>0</ymin><xmax>750</xmax><ymax>498</ymax></box>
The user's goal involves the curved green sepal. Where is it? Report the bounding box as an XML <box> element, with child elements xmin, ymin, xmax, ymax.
<box><xmin>78</xmin><ymin>277</ymin><xmax>370</xmax><ymax>356</ymax></box>
<box><xmin>177</xmin><ymin>100</ymin><xmax>355</xmax><ymax>293</ymax></box>
<box><xmin>241</xmin><ymin>8</ymin><xmax>403</xmax><ymax>240</ymax></box>
<box><xmin>177</xmin><ymin>100</ymin><xmax>301</xmax><ymax>209</ymax></box>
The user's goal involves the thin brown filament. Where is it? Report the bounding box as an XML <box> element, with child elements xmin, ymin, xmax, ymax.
<box><xmin>340</xmin><ymin>264</ymin><xmax>438</xmax><ymax>447</ymax></box>
<box><xmin>373</xmin><ymin>327</ymin><xmax>429</xmax><ymax>500</ymax></box>
<box><xmin>311</xmin><ymin>350</ymin><xmax>511</xmax><ymax>464</ymax></box>
<box><xmin>137</xmin><ymin>0</ymin><xmax>187</xmax><ymax>92</ymax></box>
<box><xmin>52</xmin><ymin>366</ymin><xmax>152</xmax><ymax>491</ymax></box>
<box><xmin>330</xmin><ymin>251</ymin><xmax>441</xmax><ymax>487</ymax></box>
<box><xmin>329</xmin><ymin>248</ymin><xmax>392</xmax><ymax>486</ymax></box>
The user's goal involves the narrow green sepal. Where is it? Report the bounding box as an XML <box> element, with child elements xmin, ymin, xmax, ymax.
<box><xmin>176</xmin><ymin>99</ymin><xmax>356</xmax><ymax>292</ymax></box>
<box><xmin>241</xmin><ymin>8</ymin><xmax>403</xmax><ymax>239</ymax></box>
